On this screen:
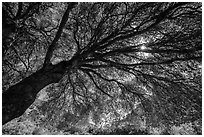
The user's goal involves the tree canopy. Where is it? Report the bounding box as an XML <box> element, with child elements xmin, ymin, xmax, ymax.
<box><xmin>2</xmin><ymin>2</ymin><xmax>202</xmax><ymax>135</ymax></box>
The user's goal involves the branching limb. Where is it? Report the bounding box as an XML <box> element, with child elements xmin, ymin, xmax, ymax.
<box><xmin>80</xmin><ymin>67</ymin><xmax>146</xmax><ymax>97</ymax></box>
<box><xmin>10</xmin><ymin>42</ymin><xmax>29</xmax><ymax>71</ymax></box>
<box><xmin>4</xmin><ymin>60</ymin><xmax>23</xmax><ymax>76</ymax></box>
<box><xmin>82</xmin><ymin>69</ymin><xmax>113</xmax><ymax>98</ymax></box>
<box><xmin>43</xmin><ymin>3</ymin><xmax>77</xmax><ymax>67</ymax></box>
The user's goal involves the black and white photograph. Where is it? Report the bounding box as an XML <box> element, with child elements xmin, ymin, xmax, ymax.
<box><xmin>2</xmin><ymin>2</ymin><xmax>202</xmax><ymax>135</ymax></box>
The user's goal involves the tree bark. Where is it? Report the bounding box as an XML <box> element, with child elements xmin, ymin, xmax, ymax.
<box><xmin>2</xmin><ymin>3</ymin><xmax>77</xmax><ymax>125</ymax></box>
<box><xmin>2</xmin><ymin>61</ymin><xmax>70</xmax><ymax>125</ymax></box>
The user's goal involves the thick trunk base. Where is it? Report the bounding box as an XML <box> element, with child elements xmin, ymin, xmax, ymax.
<box><xmin>2</xmin><ymin>61</ymin><xmax>69</xmax><ymax>125</ymax></box>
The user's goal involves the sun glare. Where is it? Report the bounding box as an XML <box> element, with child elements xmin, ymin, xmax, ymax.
<box><xmin>140</xmin><ymin>45</ymin><xmax>146</xmax><ymax>50</ymax></box>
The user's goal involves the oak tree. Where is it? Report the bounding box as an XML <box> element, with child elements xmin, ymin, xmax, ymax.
<box><xmin>2</xmin><ymin>2</ymin><xmax>201</xmax><ymax>128</ymax></box>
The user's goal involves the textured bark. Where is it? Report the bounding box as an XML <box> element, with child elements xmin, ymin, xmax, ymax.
<box><xmin>2</xmin><ymin>61</ymin><xmax>70</xmax><ymax>125</ymax></box>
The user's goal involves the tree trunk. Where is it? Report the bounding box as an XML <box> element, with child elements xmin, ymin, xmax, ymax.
<box><xmin>2</xmin><ymin>61</ymin><xmax>70</xmax><ymax>125</ymax></box>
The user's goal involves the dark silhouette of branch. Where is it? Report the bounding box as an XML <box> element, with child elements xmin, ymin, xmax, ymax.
<box><xmin>15</xmin><ymin>2</ymin><xmax>23</xmax><ymax>18</ymax></box>
<box><xmin>43</xmin><ymin>3</ymin><xmax>77</xmax><ymax>67</ymax></box>
<box><xmin>82</xmin><ymin>69</ymin><xmax>113</xmax><ymax>98</ymax></box>
<box><xmin>2</xmin><ymin>2</ymin><xmax>201</xmax><ymax>126</ymax></box>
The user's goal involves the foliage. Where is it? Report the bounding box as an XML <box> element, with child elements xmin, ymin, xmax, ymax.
<box><xmin>2</xmin><ymin>2</ymin><xmax>202</xmax><ymax>135</ymax></box>
<box><xmin>169</xmin><ymin>122</ymin><xmax>201</xmax><ymax>135</ymax></box>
